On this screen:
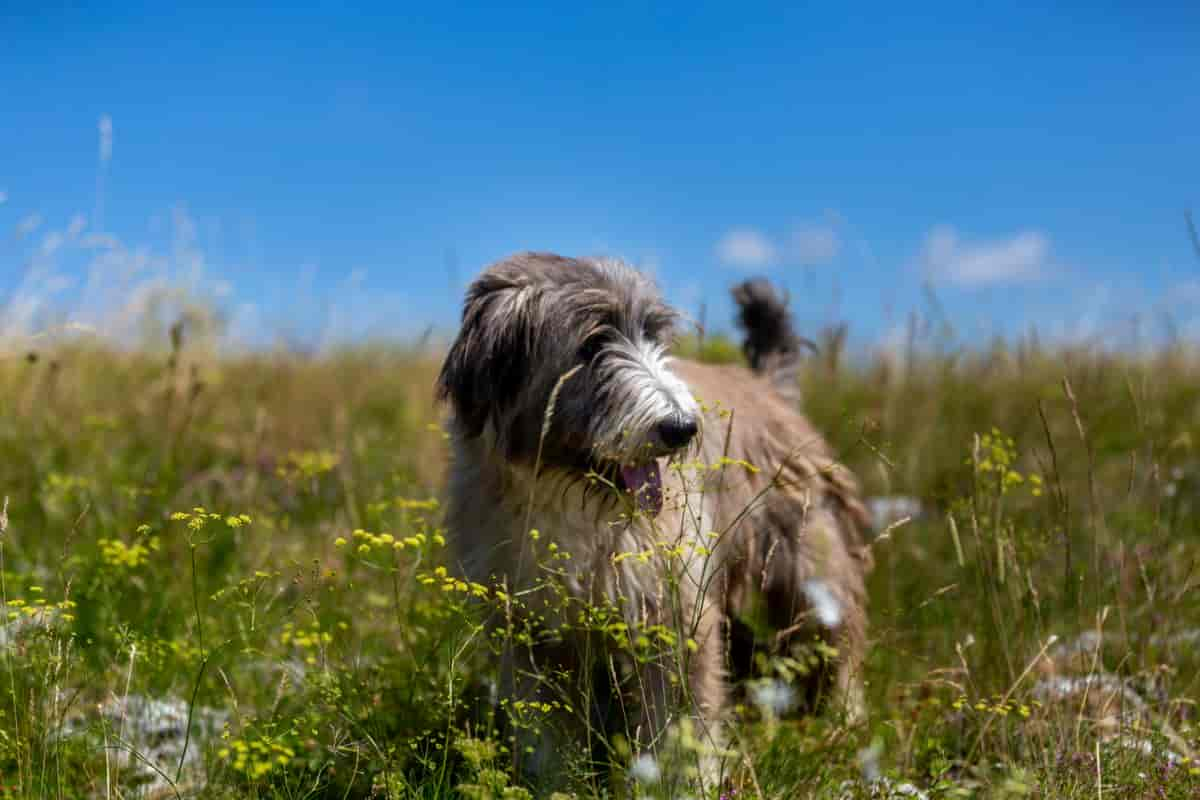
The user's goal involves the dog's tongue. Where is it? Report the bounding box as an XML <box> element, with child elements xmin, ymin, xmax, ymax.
<box><xmin>621</xmin><ymin>461</ymin><xmax>663</xmax><ymax>515</ymax></box>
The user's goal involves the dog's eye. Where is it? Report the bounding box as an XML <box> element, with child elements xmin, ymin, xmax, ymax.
<box><xmin>578</xmin><ymin>337</ymin><xmax>605</xmax><ymax>364</ymax></box>
<box><xmin>642</xmin><ymin>315</ymin><xmax>674</xmax><ymax>342</ymax></box>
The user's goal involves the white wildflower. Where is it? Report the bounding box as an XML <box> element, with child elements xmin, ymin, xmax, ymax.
<box><xmin>749</xmin><ymin>678</ymin><xmax>797</xmax><ymax>718</ymax></box>
<box><xmin>629</xmin><ymin>752</ymin><xmax>661</xmax><ymax>784</ymax></box>
<box><xmin>802</xmin><ymin>579</ymin><xmax>842</xmax><ymax>628</ymax></box>
<box><xmin>858</xmin><ymin>739</ymin><xmax>883</xmax><ymax>782</ymax></box>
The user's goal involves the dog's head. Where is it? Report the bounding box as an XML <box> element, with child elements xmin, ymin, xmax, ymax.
<box><xmin>438</xmin><ymin>252</ymin><xmax>701</xmax><ymax>512</ymax></box>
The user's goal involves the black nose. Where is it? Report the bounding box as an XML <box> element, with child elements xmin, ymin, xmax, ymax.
<box><xmin>656</xmin><ymin>416</ymin><xmax>699</xmax><ymax>449</ymax></box>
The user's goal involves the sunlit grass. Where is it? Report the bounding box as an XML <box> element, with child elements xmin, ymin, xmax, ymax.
<box><xmin>0</xmin><ymin>317</ymin><xmax>1198</xmax><ymax>798</ymax></box>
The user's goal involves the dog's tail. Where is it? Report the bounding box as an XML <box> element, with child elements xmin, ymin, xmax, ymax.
<box><xmin>731</xmin><ymin>278</ymin><xmax>812</xmax><ymax>404</ymax></box>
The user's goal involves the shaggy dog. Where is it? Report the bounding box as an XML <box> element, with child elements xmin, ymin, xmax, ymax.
<box><xmin>437</xmin><ymin>253</ymin><xmax>872</xmax><ymax>784</ymax></box>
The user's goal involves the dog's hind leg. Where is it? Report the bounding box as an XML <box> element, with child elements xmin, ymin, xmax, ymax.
<box><xmin>730</xmin><ymin>504</ymin><xmax>869</xmax><ymax>721</ymax></box>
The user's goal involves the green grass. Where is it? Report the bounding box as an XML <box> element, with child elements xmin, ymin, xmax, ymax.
<box><xmin>1</xmin><ymin>327</ymin><xmax>1199</xmax><ymax>798</ymax></box>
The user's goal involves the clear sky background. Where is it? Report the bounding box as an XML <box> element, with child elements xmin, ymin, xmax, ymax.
<box><xmin>2</xmin><ymin>2</ymin><xmax>1198</xmax><ymax>350</ymax></box>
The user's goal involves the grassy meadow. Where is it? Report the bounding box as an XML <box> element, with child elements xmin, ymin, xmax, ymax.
<box><xmin>1</xmin><ymin>316</ymin><xmax>1199</xmax><ymax>799</ymax></box>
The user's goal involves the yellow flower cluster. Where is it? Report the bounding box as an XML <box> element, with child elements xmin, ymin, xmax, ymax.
<box><xmin>98</xmin><ymin>536</ymin><xmax>159</xmax><ymax>568</ymax></box>
<box><xmin>633</xmin><ymin>624</ymin><xmax>679</xmax><ymax>651</ymax></box>
<box><xmin>417</xmin><ymin>566</ymin><xmax>490</xmax><ymax>598</ymax></box>
<box><xmin>217</xmin><ymin>735</ymin><xmax>297</xmax><ymax>780</ymax></box>
<box><xmin>611</xmin><ymin>548</ymin><xmax>656</xmax><ymax>566</ymax></box>
<box><xmin>663</xmin><ymin>455</ymin><xmax>760</xmax><ymax>478</ymax></box>
<box><xmin>277</xmin><ymin>449</ymin><xmax>340</xmax><ymax>480</ymax></box>
<box><xmin>280</xmin><ymin>620</ymin><xmax>332</xmax><ymax>665</ymax></box>
<box><xmin>696</xmin><ymin>398</ymin><xmax>734</xmax><ymax>419</ymax></box>
<box><xmin>972</xmin><ymin>429</ymin><xmax>1044</xmax><ymax>497</ymax></box>
<box><xmin>611</xmin><ymin>537</ymin><xmax>705</xmax><ymax>566</ymax></box>
<box><xmin>951</xmin><ymin>694</ymin><xmax>1042</xmax><ymax>718</ymax></box>
<box><xmin>334</xmin><ymin>528</ymin><xmax>447</xmax><ymax>554</ymax></box>
<box><xmin>395</xmin><ymin>497</ymin><xmax>440</xmax><ymax>512</ymax></box>
<box><xmin>170</xmin><ymin>507</ymin><xmax>252</xmax><ymax>532</ymax></box>
<box><xmin>5</xmin><ymin>594</ymin><xmax>77</xmax><ymax>624</ymax></box>
<box><xmin>506</xmin><ymin>698</ymin><xmax>572</xmax><ymax>717</ymax></box>
<box><xmin>43</xmin><ymin>472</ymin><xmax>95</xmax><ymax>495</ymax></box>
<box><xmin>518</xmin><ymin>529</ymin><xmax>574</xmax><ymax>563</ymax></box>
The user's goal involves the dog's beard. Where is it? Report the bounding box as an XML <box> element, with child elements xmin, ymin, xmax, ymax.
<box><xmin>580</xmin><ymin>338</ymin><xmax>698</xmax><ymax>516</ymax></box>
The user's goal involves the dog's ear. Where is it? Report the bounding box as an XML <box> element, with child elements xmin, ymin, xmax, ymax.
<box><xmin>437</xmin><ymin>275</ymin><xmax>537</xmax><ymax>438</ymax></box>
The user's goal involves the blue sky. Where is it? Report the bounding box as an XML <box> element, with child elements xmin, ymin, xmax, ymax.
<box><xmin>2</xmin><ymin>2</ymin><xmax>1198</xmax><ymax>349</ymax></box>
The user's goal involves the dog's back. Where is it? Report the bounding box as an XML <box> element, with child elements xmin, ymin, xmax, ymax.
<box><xmin>665</xmin><ymin>279</ymin><xmax>873</xmax><ymax>713</ymax></box>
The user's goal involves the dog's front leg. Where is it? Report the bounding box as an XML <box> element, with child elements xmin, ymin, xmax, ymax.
<box><xmin>499</xmin><ymin>635</ymin><xmax>603</xmax><ymax>789</ymax></box>
<box><xmin>624</xmin><ymin>603</ymin><xmax>729</xmax><ymax>793</ymax></box>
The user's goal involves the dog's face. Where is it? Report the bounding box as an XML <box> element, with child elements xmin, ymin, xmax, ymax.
<box><xmin>438</xmin><ymin>253</ymin><xmax>701</xmax><ymax>512</ymax></box>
